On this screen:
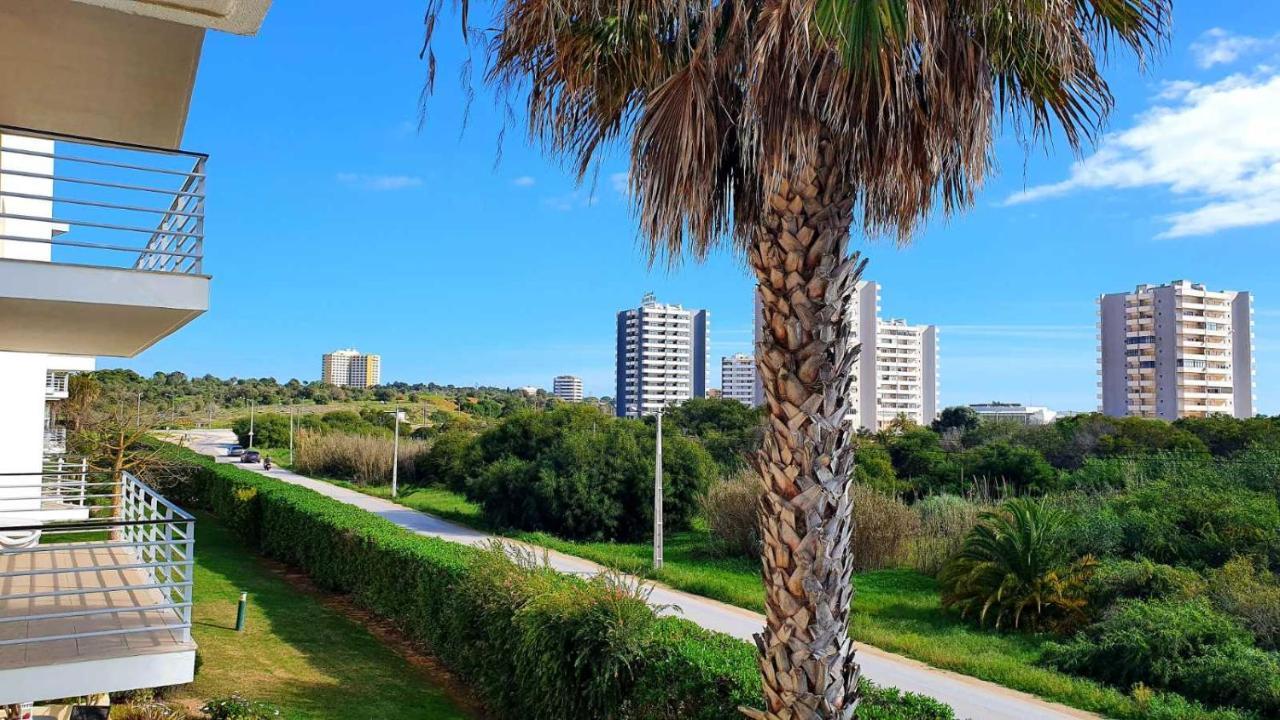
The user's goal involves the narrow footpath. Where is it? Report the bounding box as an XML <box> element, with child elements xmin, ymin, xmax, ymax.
<box><xmin>182</xmin><ymin>429</ymin><xmax>1099</xmax><ymax>720</ymax></box>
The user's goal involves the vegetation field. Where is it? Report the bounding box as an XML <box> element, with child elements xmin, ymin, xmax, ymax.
<box><xmin>170</xmin><ymin>512</ymin><xmax>474</xmax><ymax>720</ymax></box>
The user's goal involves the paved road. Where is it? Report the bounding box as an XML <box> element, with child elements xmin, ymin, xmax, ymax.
<box><xmin>181</xmin><ymin>429</ymin><xmax>1099</xmax><ymax>720</ymax></box>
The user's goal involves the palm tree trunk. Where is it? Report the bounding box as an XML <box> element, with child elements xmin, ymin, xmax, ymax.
<box><xmin>744</xmin><ymin>139</ymin><xmax>864</xmax><ymax>720</ymax></box>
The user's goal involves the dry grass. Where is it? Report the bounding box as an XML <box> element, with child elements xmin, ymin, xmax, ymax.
<box><xmin>851</xmin><ymin>485</ymin><xmax>919</xmax><ymax>572</ymax></box>
<box><xmin>909</xmin><ymin>495</ymin><xmax>991</xmax><ymax>576</ymax></box>
<box><xmin>703</xmin><ymin>471</ymin><xmax>762</xmax><ymax>557</ymax></box>
<box><xmin>294</xmin><ymin>430</ymin><xmax>429</xmax><ymax>486</ymax></box>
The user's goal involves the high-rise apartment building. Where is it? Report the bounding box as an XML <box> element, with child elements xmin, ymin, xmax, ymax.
<box><xmin>721</xmin><ymin>354</ymin><xmax>757</xmax><ymax>406</ymax></box>
<box><xmin>615</xmin><ymin>293</ymin><xmax>709</xmax><ymax>418</ymax></box>
<box><xmin>0</xmin><ymin>0</ymin><xmax>271</xmax><ymax>705</ymax></box>
<box><xmin>322</xmin><ymin>349</ymin><xmax>381</xmax><ymax>388</ymax></box>
<box><xmin>1098</xmin><ymin>280</ymin><xmax>1254</xmax><ymax>419</ymax></box>
<box><xmin>754</xmin><ymin>281</ymin><xmax>939</xmax><ymax>430</ymax></box>
<box><xmin>553</xmin><ymin>375</ymin><xmax>584</xmax><ymax>402</ymax></box>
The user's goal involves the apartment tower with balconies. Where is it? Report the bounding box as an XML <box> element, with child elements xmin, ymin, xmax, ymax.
<box><xmin>553</xmin><ymin>375</ymin><xmax>584</xmax><ymax>402</ymax></box>
<box><xmin>1099</xmin><ymin>280</ymin><xmax>1254</xmax><ymax>419</ymax></box>
<box><xmin>721</xmin><ymin>353</ymin><xmax>758</xmax><ymax>406</ymax></box>
<box><xmin>322</xmin><ymin>349</ymin><xmax>381</xmax><ymax>388</ymax></box>
<box><xmin>615</xmin><ymin>293</ymin><xmax>709</xmax><ymax>417</ymax></box>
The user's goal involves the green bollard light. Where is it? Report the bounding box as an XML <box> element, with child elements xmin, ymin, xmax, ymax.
<box><xmin>235</xmin><ymin>591</ymin><xmax>248</xmax><ymax>632</ymax></box>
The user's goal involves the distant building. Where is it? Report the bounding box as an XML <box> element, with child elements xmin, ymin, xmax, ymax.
<box><xmin>518</xmin><ymin>386</ymin><xmax>539</xmax><ymax>397</ymax></box>
<box><xmin>322</xmin><ymin>349</ymin><xmax>381</xmax><ymax>388</ymax></box>
<box><xmin>1098</xmin><ymin>280</ymin><xmax>1254</xmax><ymax>419</ymax></box>
<box><xmin>721</xmin><ymin>354</ymin><xmax>757</xmax><ymax>406</ymax></box>
<box><xmin>616</xmin><ymin>293</ymin><xmax>709</xmax><ymax>417</ymax></box>
<box><xmin>706</xmin><ymin>388</ymin><xmax>723</xmax><ymax>399</ymax></box>
<box><xmin>969</xmin><ymin>403</ymin><xmax>1057</xmax><ymax>426</ymax></box>
<box><xmin>756</xmin><ymin>281</ymin><xmax>938</xmax><ymax>430</ymax></box>
<box><xmin>552</xmin><ymin>375</ymin><xmax>583</xmax><ymax>402</ymax></box>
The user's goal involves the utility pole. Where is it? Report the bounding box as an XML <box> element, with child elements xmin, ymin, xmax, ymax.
<box><xmin>288</xmin><ymin>407</ymin><xmax>295</xmax><ymax>466</ymax></box>
<box><xmin>654</xmin><ymin>408</ymin><xmax>664</xmax><ymax>571</ymax></box>
<box><xmin>386</xmin><ymin>409</ymin><xmax>401</xmax><ymax>498</ymax></box>
<box><xmin>248</xmin><ymin>400</ymin><xmax>256</xmax><ymax>449</ymax></box>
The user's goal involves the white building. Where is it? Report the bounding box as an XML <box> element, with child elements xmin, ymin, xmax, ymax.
<box><xmin>720</xmin><ymin>354</ymin><xmax>757</xmax><ymax>406</ymax></box>
<box><xmin>0</xmin><ymin>0</ymin><xmax>271</xmax><ymax>706</ymax></box>
<box><xmin>1098</xmin><ymin>280</ymin><xmax>1255</xmax><ymax>419</ymax></box>
<box><xmin>615</xmin><ymin>293</ymin><xmax>709</xmax><ymax>417</ymax></box>
<box><xmin>969</xmin><ymin>403</ymin><xmax>1058</xmax><ymax>426</ymax></box>
<box><xmin>754</xmin><ymin>281</ymin><xmax>939</xmax><ymax>430</ymax></box>
<box><xmin>322</xmin><ymin>349</ymin><xmax>381</xmax><ymax>388</ymax></box>
<box><xmin>553</xmin><ymin>375</ymin><xmax>583</xmax><ymax>402</ymax></box>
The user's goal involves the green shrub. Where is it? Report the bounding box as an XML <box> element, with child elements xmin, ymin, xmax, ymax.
<box><xmin>1209</xmin><ymin>556</ymin><xmax>1280</xmax><ymax>650</ymax></box>
<box><xmin>663</xmin><ymin>397</ymin><xmax>763</xmax><ymax>472</ymax></box>
<box><xmin>200</xmin><ymin>694</ymin><xmax>281</xmax><ymax>719</ymax></box>
<box><xmin>414</xmin><ymin>428</ymin><xmax>477</xmax><ymax>492</ymax></box>
<box><xmin>1045</xmin><ymin>598</ymin><xmax>1280</xmax><ymax>714</ymax></box>
<box><xmin>939</xmin><ymin>498</ymin><xmax>1095</xmax><ymax>632</ymax></box>
<box><xmin>957</xmin><ymin>442</ymin><xmax>1059</xmax><ymax>494</ymax></box>
<box><xmin>1085</xmin><ymin>558</ymin><xmax>1205</xmax><ymax>610</ymax></box>
<box><xmin>703</xmin><ymin>471</ymin><xmax>761</xmax><ymax>558</ymax></box>
<box><xmin>161</xmin><ymin>442</ymin><xmax>954</xmax><ymax>720</ymax></box>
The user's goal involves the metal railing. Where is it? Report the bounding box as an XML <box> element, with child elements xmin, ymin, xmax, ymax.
<box><xmin>43</xmin><ymin>427</ymin><xmax>67</xmax><ymax>454</ymax></box>
<box><xmin>0</xmin><ymin>471</ymin><xmax>195</xmax><ymax>651</ymax></box>
<box><xmin>45</xmin><ymin>370</ymin><xmax>70</xmax><ymax>398</ymax></box>
<box><xmin>0</xmin><ymin>125</ymin><xmax>206</xmax><ymax>274</ymax></box>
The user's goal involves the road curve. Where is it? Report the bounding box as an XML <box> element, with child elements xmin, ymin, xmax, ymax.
<box><xmin>179</xmin><ymin>429</ymin><xmax>1100</xmax><ymax>720</ymax></box>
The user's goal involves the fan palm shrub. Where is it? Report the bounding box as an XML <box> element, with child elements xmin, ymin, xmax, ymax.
<box><xmin>940</xmin><ymin>498</ymin><xmax>1096</xmax><ymax>632</ymax></box>
<box><xmin>421</xmin><ymin>1</ymin><xmax>1168</xmax><ymax>716</ymax></box>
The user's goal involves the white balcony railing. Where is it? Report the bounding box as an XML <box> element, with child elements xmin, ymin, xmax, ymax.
<box><xmin>44</xmin><ymin>371</ymin><xmax>69</xmax><ymax>399</ymax></box>
<box><xmin>42</xmin><ymin>427</ymin><xmax>66</xmax><ymax>455</ymax></box>
<box><xmin>0</xmin><ymin>125</ymin><xmax>206</xmax><ymax>274</ymax></box>
<box><xmin>0</xmin><ymin>470</ymin><xmax>195</xmax><ymax>668</ymax></box>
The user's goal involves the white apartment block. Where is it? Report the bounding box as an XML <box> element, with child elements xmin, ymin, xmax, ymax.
<box><xmin>322</xmin><ymin>349</ymin><xmax>381</xmax><ymax>388</ymax></box>
<box><xmin>615</xmin><ymin>293</ymin><xmax>709</xmax><ymax>418</ymax></box>
<box><xmin>969</xmin><ymin>403</ymin><xmax>1058</xmax><ymax>426</ymax></box>
<box><xmin>755</xmin><ymin>281</ymin><xmax>939</xmax><ymax>430</ymax></box>
<box><xmin>0</xmin><ymin>0</ymin><xmax>271</xmax><ymax>707</ymax></box>
<box><xmin>721</xmin><ymin>354</ymin><xmax>757</xmax><ymax>406</ymax></box>
<box><xmin>1099</xmin><ymin>280</ymin><xmax>1254</xmax><ymax>419</ymax></box>
<box><xmin>553</xmin><ymin>375</ymin><xmax>584</xmax><ymax>402</ymax></box>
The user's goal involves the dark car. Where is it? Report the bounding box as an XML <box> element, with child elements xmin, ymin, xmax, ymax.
<box><xmin>227</xmin><ymin>445</ymin><xmax>244</xmax><ymax>457</ymax></box>
<box><xmin>241</xmin><ymin>450</ymin><xmax>261</xmax><ymax>463</ymax></box>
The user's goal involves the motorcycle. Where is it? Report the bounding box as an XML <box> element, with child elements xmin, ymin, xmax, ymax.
<box><xmin>263</xmin><ymin>457</ymin><xmax>273</xmax><ymax>471</ymax></box>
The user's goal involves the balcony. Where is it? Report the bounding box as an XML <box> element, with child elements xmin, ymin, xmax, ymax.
<box><xmin>0</xmin><ymin>126</ymin><xmax>208</xmax><ymax>357</ymax></box>
<box><xmin>44</xmin><ymin>371</ymin><xmax>69</xmax><ymax>400</ymax></box>
<box><xmin>0</xmin><ymin>470</ymin><xmax>196</xmax><ymax>704</ymax></box>
<box><xmin>42</xmin><ymin>428</ymin><xmax>66</xmax><ymax>456</ymax></box>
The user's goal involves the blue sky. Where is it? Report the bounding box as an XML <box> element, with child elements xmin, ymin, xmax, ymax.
<box><xmin>110</xmin><ymin>1</ymin><xmax>1280</xmax><ymax>412</ymax></box>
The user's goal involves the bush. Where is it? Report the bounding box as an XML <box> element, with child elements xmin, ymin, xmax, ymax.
<box><xmin>469</xmin><ymin>405</ymin><xmax>716</xmax><ymax>541</ymax></box>
<box><xmin>852</xmin><ymin>485</ymin><xmax>918</xmax><ymax>572</ymax></box>
<box><xmin>939</xmin><ymin>498</ymin><xmax>1095</xmax><ymax>632</ymax></box>
<box><xmin>200</xmin><ymin>694</ymin><xmax>281</xmax><ymax>719</ymax></box>
<box><xmin>162</xmin><ymin>443</ymin><xmax>952</xmax><ymax>720</ymax></box>
<box><xmin>293</xmin><ymin>430</ymin><xmax>428</xmax><ymax>486</ymax></box>
<box><xmin>1085</xmin><ymin>558</ymin><xmax>1205</xmax><ymax>611</ymax></box>
<box><xmin>1045</xmin><ymin>598</ymin><xmax>1280</xmax><ymax>714</ymax></box>
<box><xmin>908</xmin><ymin>495</ymin><xmax>986</xmax><ymax>576</ymax></box>
<box><xmin>113</xmin><ymin>703</ymin><xmax>184</xmax><ymax>720</ymax></box>
<box><xmin>663</xmin><ymin>398</ymin><xmax>763</xmax><ymax>472</ymax></box>
<box><xmin>1209</xmin><ymin>556</ymin><xmax>1280</xmax><ymax>650</ymax></box>
<box><xmin>413</xmin><ymin>428</ymin><xmax>477</xmax><ymax>492</ymax></box>
<box><xmin>957</xmin><ymin>442</ymin><xmax>1059</xmax><ymax>494</ymax></box>
<box><xmin>703</xmin><ymin>471</ymin><xmax>761</xmax><ymax>558</ymax></box>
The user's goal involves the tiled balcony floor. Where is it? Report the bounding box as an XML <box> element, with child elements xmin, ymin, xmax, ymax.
<box><xmin>0</xmin><ymin>545</ymin><xmax>192</xmax><ymax>671</ymax></box>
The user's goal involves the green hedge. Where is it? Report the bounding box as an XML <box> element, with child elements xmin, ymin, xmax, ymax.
<box><xmin>166</xmin><ymin>444</ymin><xmax>953</xmax><ymax>720</ymax></box>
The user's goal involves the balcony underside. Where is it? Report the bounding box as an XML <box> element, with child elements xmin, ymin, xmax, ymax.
<box><xmin>0</xmin><ymin>258</ymin><xmax>207</xmax><ymax>357</ymax></box>
<box><xmin>0</xmin><ymin>545</ymin><xmax>195</xmax><ymax>704</ymax></box>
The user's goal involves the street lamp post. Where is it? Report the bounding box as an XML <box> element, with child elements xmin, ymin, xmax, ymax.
<box><xmin>288</xmin><ymin>407</ymin><xmax>295</xmax><ymax>466</ymax></box>
<box><xmin>248</xmin><ymin>400</ymin><xmax>256</xmax><ymax>449</ymax></box>
<box><xmin>654</xmin><ymin>408</ymin><xmax>664</xmax><ymax>571</ymax></box>
<box><xmin>385</xmin><ymin>409</ymin><xmax>401</xmax><ymax>498</ymax></box>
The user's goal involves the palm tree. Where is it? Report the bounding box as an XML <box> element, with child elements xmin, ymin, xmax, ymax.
<box><xmin>940</xmin><ymin>497</ymin><xmax>1097</xmax><ymax>632</ymax></box>
<box><xmin>421</xmin><ymin>2</ymin><xmax>1169</xmax><ymax>717</ymax></box>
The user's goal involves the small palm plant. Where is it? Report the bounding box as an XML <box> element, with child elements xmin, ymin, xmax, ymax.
<box><xmin>940</xmin><ymin>498</ymin><xmax>1096</xmax><ymax>632</ymax></box>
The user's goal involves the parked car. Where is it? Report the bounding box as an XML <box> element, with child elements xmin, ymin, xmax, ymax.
<box><xmin>241</xmin><ymin>450</ymin><xmax>261</xmax><ymax>464</ymax></box>
<box><xmin>227</xmin><ymin>445</ymin><xmax>244</xmax><ymax>457</ymax></box>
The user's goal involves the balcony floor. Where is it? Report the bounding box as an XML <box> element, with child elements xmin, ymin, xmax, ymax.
<box><xmin>0</xmin><ymin>545</ymin><xmax>192</xmax><ymax>671</ymax></box>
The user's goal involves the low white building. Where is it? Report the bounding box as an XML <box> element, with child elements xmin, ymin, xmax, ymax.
<box><xmin>720</xmin><ymin>354</ymin><xmax>757</xmax><ymax>406</ymax></box>
<box><xmin>969</xmin><ymin>403</ymin><xmax>1058</xmax><ymax>426</ymax></box>
<box><xmin>553</xmin><ymin>375</ymin><xmax>583</xmax><ymax>402</ymax></box>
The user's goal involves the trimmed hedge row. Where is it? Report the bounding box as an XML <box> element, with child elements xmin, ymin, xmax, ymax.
<box><xmin>165</xmin><ymin>444</ymin><xmax>953</xmax><ymax>720</ymax></box>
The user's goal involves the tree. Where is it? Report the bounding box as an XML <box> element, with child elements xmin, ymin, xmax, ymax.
<box><xmin>421</xmin><ymin>3</ymin><xmax>1168</xmax><ymax>716</ymax></box>
<box><xmin>932</xmin><ymin>406</ymin><xmax>980</xmax><ymax>434</ymax></box>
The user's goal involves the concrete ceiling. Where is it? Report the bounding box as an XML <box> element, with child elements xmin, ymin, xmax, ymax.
<box><xmin>71</xmin><ymin>0</ymin><xmax>272</xmax><ymax>36</ymax></box>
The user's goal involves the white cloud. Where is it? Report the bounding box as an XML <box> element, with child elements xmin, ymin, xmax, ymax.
<box><xmin>1191</xmin><ymin>29</ymin><xmax>1276</xmax><ymax>69</ymax></box>
<box><xmin>543</xmin><ymin>191</ymin><xmax>599</xmax><ymax>211</ymax></box>
<box><xmin>513</xmin><ymin>176</ymin><xmax>536</xmax><ymax>187</ymax></box>
<box><xmin>336</xmin><ymin>173</ymin><xmax>423</xmax><ymax>191</ymax></box>
<box><xmin>1005</xmin><ymin>67</ymin><xmax>1280</xmax><ymax>238</ymax></box>
<box><xmin>610</xmin><ymin>171</ymin><xmax>630</xmax><ymax>196</ymax></box>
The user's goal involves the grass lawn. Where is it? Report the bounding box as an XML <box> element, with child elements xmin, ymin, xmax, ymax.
<box><xmin>341</xmin><ymin>483</ymin><xmax>1161</xmax><ymax>720</ymax></box>
<box><xmin>169</xmin><ymin>511</ymin><xmax>475</xmax><ymax>720</ymax></box>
